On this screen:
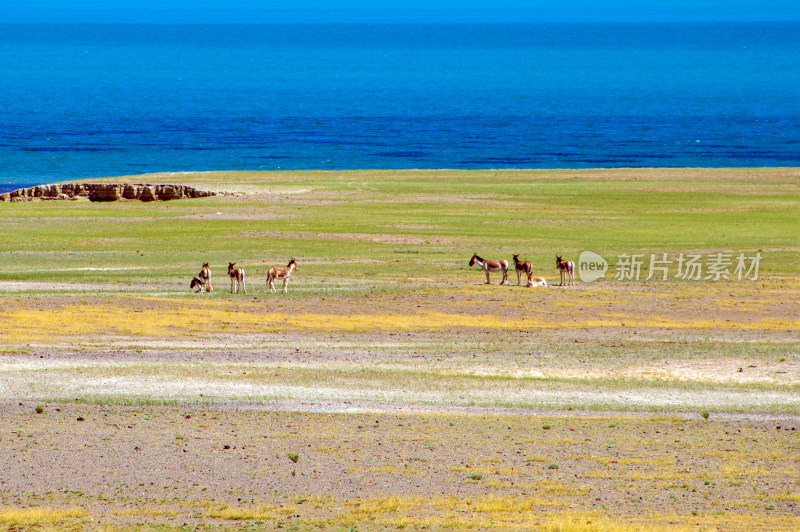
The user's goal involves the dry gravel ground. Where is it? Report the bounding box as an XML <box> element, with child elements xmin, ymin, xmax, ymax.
<box><xmin>1</xmin><ymin>403</ymin><xmax>798</xmax><ymax>530</ymax></box>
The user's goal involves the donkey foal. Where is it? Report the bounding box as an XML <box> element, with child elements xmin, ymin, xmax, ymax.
<box><xmin>228</xmin><ymin>262</ymin><xmax>246</xmax><ymax>294</ymax></box>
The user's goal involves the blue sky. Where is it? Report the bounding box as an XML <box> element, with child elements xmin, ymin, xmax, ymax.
<box><xmin>2</xmin><ymin>0</ymin><xmax>799</xmax><ymax>23</ymax></box>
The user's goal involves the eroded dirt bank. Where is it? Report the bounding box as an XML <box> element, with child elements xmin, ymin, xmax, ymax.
<box><xmin>0</xmin><ymin>183</ymin><xmax>215</xmax><ymax>202</ymax></box>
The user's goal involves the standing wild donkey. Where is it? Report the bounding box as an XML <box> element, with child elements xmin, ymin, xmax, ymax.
<box><xmin>267</xmin><ymin>258</ymin><xmax>298</xmax><ymax>293</ymax></box>
<box><xmin>228</xmin><ymin>262</ymin><xmax>246</xmax><ymax>294</ymax></box>
<box><xmin>512</xmin><ymin>254</ymin><xmax>531</xmax><ymax>286</ymax></box>
<box><xmin>512</xmin><ymin>254</ymin><xmax>547</xmax><ymax>287</ymax></box>
<box><xmin>190</xmin><ymin>262</ymin><xmax>212</xmax><ymax>293</ymax></box>
<box><xmin>198</xmin><ymin>262</ymin><xmax>211</xmax><ymax>292</ymax></box>
<box><xmin>556</xmin><ymin>255</ymin><xmax>574</xmax><ymax>286</ymax></box>
<box><xmin>469</xmin><ymin>253</ymin><xmax>508</xmax><ymax>285</ymax></box>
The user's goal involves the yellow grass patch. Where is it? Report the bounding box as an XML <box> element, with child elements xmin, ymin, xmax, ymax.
<box><xmin>525</xmin><ymin>455</ymin><xmax>549</xmax><ymax>462</ymax></box>
<box><xmin>646</xmin><ymin>513</ymin><xmax>800</xmax><ymax>531</ymax></box>
<box><xmin>312</xmin><ymin>447</ymin><xmax>342</xmax><ymax>453</ymax></box>
<box><xmin>466</xmin><ymin>495</ymin><xmax>565</xmax><ymax>512</ymax></box>
<box><xmin>579</xmin><ymin>316</ymin><xmax>800</xmax><ymax>331</ymax></box>
<box><xmin>539</xmin><ymin>514</ymin><xmax>695</xmax><ymax>532</ymax></box>
<box><xmin>203</xmin><ymin>504</ymin><xmax>296</xmax><ymax>520</ymax></box>
<box><xmin>536</xmin><ymin>480</ymin><xmax>594</xmax><ymax>496</ymax></box>
<box><xmin>0</xmin><ymin>302</ymin><xmax>542</xmax><ymax>339</ymax></box>
<box><xmin>450</xmin><ymin>466</ymin><xmax>524</xmax><ymax>475</ymax></box>
<box><xmin>483</xmin><ymin>480</ymin><xmax>592</xmax><ymax>496</ymax></box>
<box><xmin>349</xmin><ymin>496</ymin><xmax>425</xmax><ymax>514</ymax></box>
<box><xmin>343</xmin><ymin>499</ymin><xmax>699</xmax><ymax>530</ymax></box>
<box><xmin>347</xmin><ymin>466</ymin><xmax>419</xmax><ymax>474</ymax></box>
<box><xmin>584</xmin><ymin>471</ymin><xmax>681</xmax><ymax>481</ymax></box>
<box><xmin>567</xmin><ymin>455</ymin><xmax>676</xmax><ymax>466</ymax></box>
<box><xmin>0</xmin><ymin>506</ymin><xmax>87</xmax><ymax>526</ymax></box>
<box><xmin>1</xmin><ymin>285</ymin><xmax>797</xmax><ymax>342</ymax></box>
<box><xmin>293</xmin><ymin>495</ymin><xmax>335</xmax><ymax>504</ymax></box>
<box><xmin>113</xmin><ymin>508</ymin><xmax>180</xmax><ymax>517</ymax></box>
<box><xmin>176</xmin><ymin>499</ymin><xmax>227</xmax><ymax>510</ymax></box>
<box><xmin>719</xmin><ymin>465</ymin><xmax>773</xmax><ymax>478</ymax></box>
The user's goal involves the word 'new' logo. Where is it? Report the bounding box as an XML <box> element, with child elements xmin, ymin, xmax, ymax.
<box><xmin>578</xmin><ymin>251</ymin><xmax>608</xmax><ymax>282</ymax></box>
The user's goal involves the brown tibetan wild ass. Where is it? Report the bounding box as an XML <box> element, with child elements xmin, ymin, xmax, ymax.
<box><xmin>469</xmin><ymin>253</ymin><xmax>508</xmax><ymax>285</ymax></box>
<box><xmin>556</xmin><ymin>255</ymin><xmax>574</xmax><ymax>286</ymax></box>
<box><xmin>512</xmin><ymin>254</ymin><xmax>532</xmax><ymax>286</ymax></box>
<box><xmin>513</xmin><ymin>254</ymin><xmax>547</xmax><ymax>287</ymax></box>
<box><xmin>190</xmin><ymin>277</ymin><xmax>206</xmax><ymax>293</ymax></box>
<box><xmin>529</xmin><ymin>276</ymin><xmax>548</xmax><ymax>287</ymax></box>
<box><xmin>228</xmin><ymin>262</ymin><xmax>246</xmax><ymax>294</ymax></box>
<box><xmin>267</xmin><ymin>258</ymin><xmax>298</xmax><ymax>293</ymax></box>
<box><xmin>198</xmin><ymin>262</ymin><xmax>211</xmax><ymax>292</ymax></box>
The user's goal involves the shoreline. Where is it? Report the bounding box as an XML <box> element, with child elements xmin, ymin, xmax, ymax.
<box><xmin>2</xmin><ymin>165</ymin><xmax>799</xmax><ymax>191</ymax></box>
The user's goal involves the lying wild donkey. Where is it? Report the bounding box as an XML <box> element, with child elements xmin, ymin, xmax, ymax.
<box><xmin>513</xmin><ymin>254</ymin><xmax>547</xmax><ymax>287</ymax></box>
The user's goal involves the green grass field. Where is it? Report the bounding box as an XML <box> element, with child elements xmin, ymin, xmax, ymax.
<box><xmin>1</xmin><ymin>168</ymin><xmax>798</xmax><ymax>287</ymax></box>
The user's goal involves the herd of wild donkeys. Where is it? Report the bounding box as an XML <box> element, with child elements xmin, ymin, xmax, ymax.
<box><xmin>469</xmin><ymin>253</ymin><xmax>574</xmax><ymax>288</ymax></box>
<box><xmin>190</xmin><ymin>254</ymin><xmax>574</xmax><ymax>295</ymax></box>
<box><xmin>190</xmin><ymin>259</ymin><xmax>298</xmax><ymax>294</ymax></box>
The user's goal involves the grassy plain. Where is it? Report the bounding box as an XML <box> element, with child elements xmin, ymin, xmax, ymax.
<box><xmin>0</xmin><ymin>168</ymin><xmax>798</xmax><ymax>529</ymax></box>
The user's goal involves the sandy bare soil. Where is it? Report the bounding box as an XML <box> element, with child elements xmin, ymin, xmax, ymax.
<box><xmin>1</xmin><ymin>403</ymin><xmax>798</xmax><ymax>530</ymax></box>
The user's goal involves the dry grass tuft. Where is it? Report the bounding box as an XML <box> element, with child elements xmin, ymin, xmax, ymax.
<box><xmin>0</xmin><ymin>506</ymin><xmax>87</xmax><ymax>526</ymax></box>
<box><xmin>203</xmin><ymin>504</ymin><xmax>296</xmax><ymax>520</ymax></box>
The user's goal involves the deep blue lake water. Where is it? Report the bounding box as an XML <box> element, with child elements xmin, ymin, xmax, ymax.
<box><xmin>1</xmin><ymin>22</ymin><xmax>798</xmax><ymax>191</ymax></box>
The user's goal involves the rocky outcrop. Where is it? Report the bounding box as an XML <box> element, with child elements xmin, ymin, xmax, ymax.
<box><xmin>0</xmin><ymin>183</ymin><xmax>216</xmax><ymax>202</ymax></box>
